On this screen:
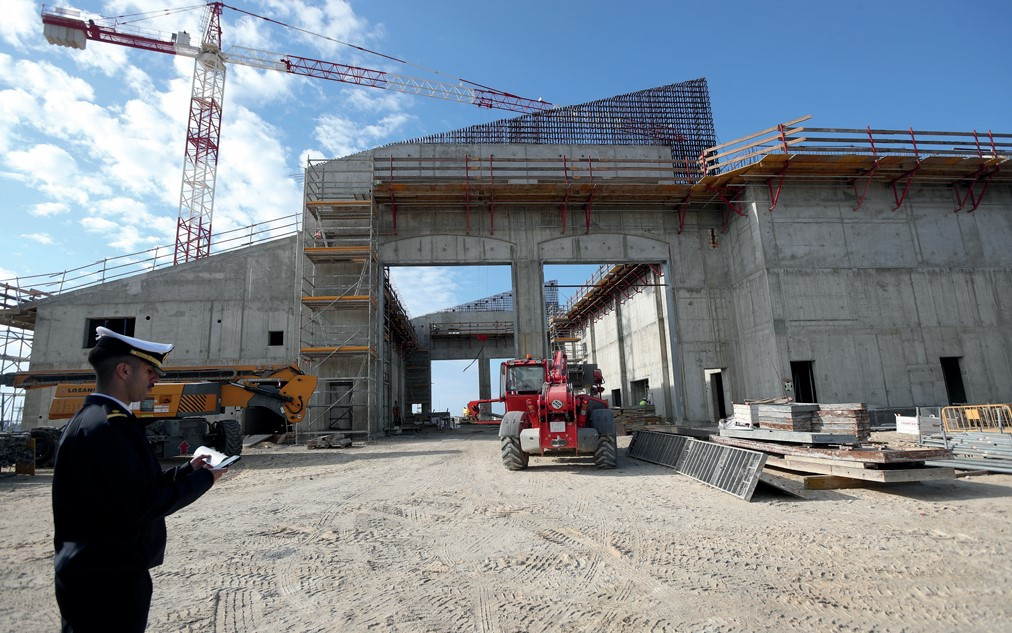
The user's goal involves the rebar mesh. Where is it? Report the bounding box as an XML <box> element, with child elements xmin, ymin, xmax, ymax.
<box><xmin>396</xmin><ymin>79</ymin><xmax>716</xmax><ymax>163</ymax></box>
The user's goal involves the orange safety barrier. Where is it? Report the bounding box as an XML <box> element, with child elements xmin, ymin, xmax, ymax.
<box><xmin>940</xmin><ymin>404</ymin><xmax>1012</xmax><ymax>434</ymax></box>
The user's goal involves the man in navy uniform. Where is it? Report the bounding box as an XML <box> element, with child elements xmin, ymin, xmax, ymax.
<box><xmin>52</xmin><ymin>327</ymin><xmax>226</xmax><ymax>632</ymax></box>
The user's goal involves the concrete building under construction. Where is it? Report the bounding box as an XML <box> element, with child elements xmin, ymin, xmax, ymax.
<box><xmin>3</xmin><ymin>78</ymin><xmax>1011</xmax><ymax>437</ymax></box>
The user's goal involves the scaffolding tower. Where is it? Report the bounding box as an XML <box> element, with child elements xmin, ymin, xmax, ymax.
<box><xmin>300</xmin><ymin>156</ymin><xmax>380</xmax><ymax>439</ymax></box>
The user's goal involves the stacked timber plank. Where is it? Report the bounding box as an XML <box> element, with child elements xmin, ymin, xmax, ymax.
<box><xmin>711</xmin><ymin>434</ymin><xmax>956</xmax><ymax>491</ymax></box>
<box><xmin>612</xmin><ymin>405</ymin><xmax>665</xmax><ymax>430</ymax></box>
<box><xmin>726</xmin><ymin>402</ymin><xmax>871</xmax><ymax>442</ymax></box>
<box><xmin>756</xmin><ymin>403</ymin><xmax>818</xmax><ymax>431</ymax></box>
<box><xmin>812</xmin><ymin>404</ymin><xmax>871</xmax><ymax>441</ymax></box>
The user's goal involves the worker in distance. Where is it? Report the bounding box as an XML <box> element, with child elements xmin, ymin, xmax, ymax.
<box><xmin>52</xmin><ymin>327</ymin><xmax>227</xmax><ymax>632</ymax></box>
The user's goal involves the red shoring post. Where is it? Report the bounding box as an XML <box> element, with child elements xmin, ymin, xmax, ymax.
<box><xmin>675</xmin><ymin>193</ymin><xmax>690</xmax><ymax>235</ymax></box>
<box><xmin>561</xmin><ymin>155</ymin><xmax>569</xmax><ymax>235</ymax></box>
<box><xmin>973</xmin><ymin>130</ymin><xmax>983</xmax><ymax>159</ymax></box>
<box><xmin>583</xmin><ymin>188</ymin><xmax>595</xmax><ymax>234</ymax></box>
<box><xmin>852</xmin><ymin>126</ymin><xmax>880</xmax><ymax>212</ymax></box>
<box><xmin>388</xmin><ymin>156</ymin><xmax>397</xmax><ymax>235</ymax></box>
<box><xmin>778</xmin><ymin>123</ymin><xmax>790</xmax><ymax>154</ymax></box>
<box><xmin>706</xmin><ymin>186</ymin><xmax>743</xmax><ymax>233</ymax></box>
<box><xmin>889</xmin><ymin>129</ymin><xmax>922</xmax><ymax>212</ymax></box>
<box><xmin>465</xmin><ymin>155</ymin><xmax>471</xmax><ymax>235</ymax></box>
<box><xmin>954</xmin><ymin>165</ymin><xmax>999</xmax><ymax>213</ymax></box>
<box><xmin>766</xmin><ymin>162</ymin><xmax>790</xmax><ymax>212</ymax></box>
<box><xmin>488</xmin><ymin>154</ymin><xmax>495</xmax><ymax>235</ymax></box>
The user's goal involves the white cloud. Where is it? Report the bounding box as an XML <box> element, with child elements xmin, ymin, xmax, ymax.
<box><xmin>263</xmin><ymin>0</ymin><xmax>378</xmax><ymax>59</ymax></box>
<box><xmin>212</xmin><ymin>104</ymin><xmax>302</xmax><ymax>233</ymax></box>
<box><xmin>0</xmin><ymin>86</ymin><xmax>38</xmax><ymax>153</ymax></box>
<box><xmin>389</xmin><ymin>267</ymin><xmax>464</xmax><ymax>317</ymax></box>
<box><xmin>344</xmin><ymin>87</ymin><xmax>408</xmax><ymax>114</ymax></box>
<box><xmin>21</xmin><ymin>232</ymin><xmax>54</xmax><ymax>245</ymax></box>
<box><xmin>0</xmin><ymin>0</ymin><xmax>39</xmax><ymax>51</ymax></box>
<box><xmin>314</xmin><ymin>111</ymin><xmax>413</xmax><ymax>158</ymax></box>
<box><xmin>81</xmin><ymin>216</ymin><xmax>117</xmax><ymax>233</ymax></box>
<box><xmin>30</xmin><ymin>202</ymin><xmax>69</xmax><ymax>217</ymax></box>
<box><xmin>4</xmin><ymin>143</ymin><xmax>108</xmax><ymax>204</ymax></box>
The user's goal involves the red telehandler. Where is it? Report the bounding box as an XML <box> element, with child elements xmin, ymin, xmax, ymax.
<box><xmin>468</xmin><ymin>351</ymin><xmax>617</xmax><ymax>470</ymax></box>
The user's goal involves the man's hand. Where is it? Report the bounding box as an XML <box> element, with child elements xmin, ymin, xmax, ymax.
<box><xmin>191</xmin><ymin>454</ymin><xmax>227</xmax><ymax>482</ymax></box>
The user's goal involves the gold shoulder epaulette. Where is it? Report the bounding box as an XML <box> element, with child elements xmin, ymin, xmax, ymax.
<box><xmin>106</xmin><ymin>412</ymin><xmax>128</xmax><ymax>420</ymax></box>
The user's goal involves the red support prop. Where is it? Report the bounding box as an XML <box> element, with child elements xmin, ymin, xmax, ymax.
<box><xmin>953</xmin><ymin>165</ymin><xmax>999</xmax><ymax>213</ymax></box>
<box><xmin>675</xmin><ymin>194</ymin><xmax>690</xmax><ymax>235</ymax></box>
<box><xmin>561</xmin><ymin>155</ymin><xmax>569</xmax><ymax>234</ymax></box>
<box><xmin>890</xmin><ymin>164</ymin><xmax>921</xmax><ymax>211</ymax></box>
<box><xmin>707</xmin><ymin>187</ymin><xmax>743</xmax><ymax>233</ymax></box>
<box><xmin>766</xmin><ymin>161</ymin><xmax>790</xmax><ymax>211</ymax></box>
<box><xmin>851</xmin><ymin>161</ymin><xmax>880</xmax><ymax>211</ymax></box>
<box><xmin>583</xmin><ymin>189</ymin><xmax>595</xmax><ymax>234</ymax></box>
<box><xmin>488</xmin><ymin>154</ymin><xmax>495</xmax><ymax>235</ymax></box>
<box><xmin>778</xmin><ymin>123</ymin><xmax>790</xmax><ymax>153</ymax></box>
<box><xmin>464</xmin><ymin>155</ymin><xmax>471</xmax><ymax>235</ymax></box>
<box><xmin>388</xmin><ymin>156</ymin><xmax>397</xmax><ymax>235</ymax></box>
<box><xmin>890</xmin><ymin>130</ymin><xmax>922</xmax><ymax>212</ymax></box>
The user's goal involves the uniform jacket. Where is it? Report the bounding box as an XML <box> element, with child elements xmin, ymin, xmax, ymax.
<box><xmin>52</xmin><ymin>394</ymin><xmax>214</xmax><ymax>578</ymax></box>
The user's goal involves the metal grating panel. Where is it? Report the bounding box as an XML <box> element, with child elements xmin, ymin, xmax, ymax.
<box><xmin>629</xmin><ymin>430</ymin><xmax>767</xmax><ymax>501</ymax></box>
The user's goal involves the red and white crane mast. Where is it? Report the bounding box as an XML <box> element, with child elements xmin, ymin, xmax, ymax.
<box><xmin>40</xmin><ymin>2</ymin><xmax>552</xmax><ymax>265</ymax></box>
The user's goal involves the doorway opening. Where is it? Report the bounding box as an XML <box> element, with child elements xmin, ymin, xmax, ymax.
<box><xmin>940</xmin><ymin>357</ymin><xmax>967</xmax><ymax>405</ymax></box>
<box><xmin>790</xmin><ymin>361</ymin><xmax>818</xmax><ymax>403</ymax></box>
<box><xmin>704</xmin><ymin>369</ymin><xmax>728</xmax><ymax>421</ymax></box>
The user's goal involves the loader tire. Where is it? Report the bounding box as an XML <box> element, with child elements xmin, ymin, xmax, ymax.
<box><xmin>500</xmin><ymin>436</ymin><xmax>529</xmax><ymax>471</ymax></box>
<box><xmin>594</xmin><ymin>434</ymin><xmax>617</xmax><ymax>469</ymax></box>
<box><xmin>215</xmin><ymin>419</ymin><xmax>244</xmax><ymax>456</ymax></box>
<box><xmin>30</xmin><ymin>427</ymin><xmax>61</xmax><ymax>468</ymax></box>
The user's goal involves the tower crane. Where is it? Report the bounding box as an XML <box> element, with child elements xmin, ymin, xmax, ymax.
<box><xmin>41</xmin><ymin>2</ymin><xmax>553</xmax><ymax>265</ymax></box>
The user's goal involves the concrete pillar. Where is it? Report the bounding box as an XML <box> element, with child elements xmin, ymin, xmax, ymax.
<box><xmin>478</xmin><ymin>357</ymin><xmax>492</xmax><ymax>418</ymax></box>
<box><xmin>614</xmin><ymin>290</ymin><xmax>628</xmax><ymax>403</ymax></box>
<box><xmin>512</xmin><ymin>258</ymin><xmax>547</xmax><ymax>359</ymax></box>
<box><xmin>652</xmin><ymin>271</ymin><xmax>674</xmax><ymax>420</ymax></box>
<box><xmin>662</xmin><ymin>261</ymin><xmax>686</xmax><ymax>421</ymax></box>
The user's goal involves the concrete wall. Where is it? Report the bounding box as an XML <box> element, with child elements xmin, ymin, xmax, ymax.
<box><xmin>578</xmin><ymin>179</ymin><xmax>1012</xmax><ymax>422</ymax></box>
<box><xmin>753</xmin><ymin>183</ymin><xmax>1012</xmax><ymax>409</ymax></box>
<box><xmin>23</xmin><ymin>237</ymin><xmax>301</xmax><ymax>427</ymax></box>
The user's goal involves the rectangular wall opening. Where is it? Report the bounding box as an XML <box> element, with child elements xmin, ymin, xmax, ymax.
<box><xmin>85</xmin><ymin>317</ymin><xmax>135</xmax><ymax>347</ymax></box>
<box><xmin>704</xmin><ymin>369</ymin><xmax>728</xmax><ymax>421</ymax></box>
<box><xmin>790</xmin><ymin>361</ymin><xmax>818</xmax><ymax>403</ymax></box>
<box><xmin>631</xmin><ymin>379</ymin><xmax>650</xmax><ymax>405</ymax></box>
<box><xmin>940</xmin><ymin>357</ymin><xmax>967</xmax><ymax>405</ymax></box>
<box><xmin>610</xmin><ymin>389</ymin><xmax>622</xmax><ymax>408</ymax></box>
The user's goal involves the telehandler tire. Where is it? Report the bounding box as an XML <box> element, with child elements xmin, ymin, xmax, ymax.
<box><xmin>215</xmin><ymin>419</ymin><xmax>244</xmax><ymax>456</ymax></box>
<box><xmin>594</xmin><ymin>434</ymin><xmax>617</xmax><ymax>469</ymax></box>
<box><xmin>500</xmin><ymin>436</ymin><xmax>529</xmax><ymax>470</ymax></box>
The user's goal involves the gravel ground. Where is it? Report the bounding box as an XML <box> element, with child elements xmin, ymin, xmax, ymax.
<box><xmin>2</xmin><ymin>426</ymin><xmax>1011</xmax><ymax>632</ymax></box>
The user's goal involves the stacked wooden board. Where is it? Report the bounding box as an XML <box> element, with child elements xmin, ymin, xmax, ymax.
<box><xmin>711</xmin><ymin>432</ymin><xmax>956</xmax><ymax>498</ymax></box>
<box><xmin>812</xmin><ymin>404</ymin><xmax>871</xmax><ymax>441</ymax></box>
<box><xmin>729</xmin><ymin>402</ymin><xmax>872</xmax><ymax>442</ymax></box>
<box><xmin>756</xmin><ymin>403</ymin><xmax>818</xmax><ymax>431</ymax></box>
<box><xmin>612</xmin><ymin>405</ymin><xmax>665</xmax><ymax>432</ymax></box>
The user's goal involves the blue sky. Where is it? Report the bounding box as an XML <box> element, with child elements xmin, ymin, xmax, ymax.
<box><xmin>2</xmin><ymin>0</ymin><xmax>1010</xmax><ymax>416</ymax></box>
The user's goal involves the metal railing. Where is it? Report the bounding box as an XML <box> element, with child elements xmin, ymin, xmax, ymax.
<box><xmin>701</xmin><ymin>115</ymin><xmax>1011</xmax><ymax>176</ymax></box>
<box><xmin>1</xmin><ymin>214</ymin><xmax>300</xmax><ymax>299</ymax></box>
